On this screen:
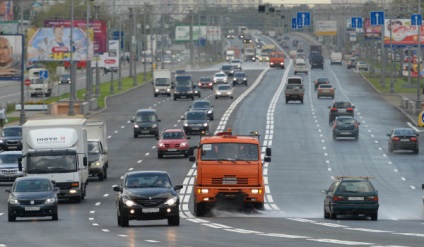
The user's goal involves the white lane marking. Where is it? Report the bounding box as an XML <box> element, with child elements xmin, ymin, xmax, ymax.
<box><xmin>345</xmin><ymin>228</ymin><xmax>393</xmax><ymax>233</ymax></box>
<box><xmin>308</xmin><ymin>239</ymin><xmax>373</xmax><ymax>245</ymax></box>
<box><xmin>95</xmin><ymin>202</ymin><xmax>101</xmax><ymax>206</ymax></box>
<box><xmin>101</xmin><ymin>229</ymin><xmax>110</xmax><ymax>232</ymax></box>
<box><xmin>103</xmin><ymin>194</ymin><xmax>109</xmax><ymax>197</ymax></box>
<box><xmin>259</xmin><ymin>233</ymin><xmax>309</xmax><ymax>239</ymax></box>
<box><xmin>146</xmin><ymin>240</ymin><xmax>160</xmax><ymax>243</ymax></box>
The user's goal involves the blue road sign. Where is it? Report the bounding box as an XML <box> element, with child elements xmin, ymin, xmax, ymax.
<box><xmin>370</xmin><ymin>11</ymin><xmax>384</xmax><ymax>26</ymax></box>
<box><xmin>291</xmin><ymin>17</ymin><xmax>297</xmax><ymax>29</ymax></box>
<box><xmin>39</xmin><ymin>70</ymin><xmax>48</xmax><ymax>79</ymax></box>
<box><xmin>296</xmin><ymin>12</ymin><xmax>310</xmax><ymax>26</ymax></box>
<box><xmin>351</xmin><ymin>17</ymin><xmax>363</xmax><ymax>29</ymax></box>
<box><xmin>113</xmin><ymin>31</ymin><xmax>125</xmax><ymax>49</ymax></box>
<box><xmin>411</xmin><ymin>14</ymin><xmax>422</xmax><ymax>26</ymax></box>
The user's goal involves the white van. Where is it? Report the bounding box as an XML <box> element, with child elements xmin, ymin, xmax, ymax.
<box><xmin>330</xmin><ymin>52</ymin><xmax>343</xmax><ymax>65</ymax></box>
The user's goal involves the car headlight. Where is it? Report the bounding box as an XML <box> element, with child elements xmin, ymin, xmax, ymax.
<box><xmin>216</xmin><ymin>92</ymin><xmax>222</xmax><ymax>95</ymax></box>
<box><xmin>91</xmin><ymin>161</ymin><xmax>101</xmax><ymax>166</ymax></box>
<box><xmin>243</xmin><ymin>78</ymin><xmax>247</xmax><ymax>80</ymax></box>
<box><xmin>233</xmin><ymin>78</ymin><xmax>237</xmax><ymax>81</ymax></box>
<box><xmin>9</xmin><ymin>196</ymin><xmax>19</xmax><ymax>205</ymax></box>
<box><xmin>207</xmin><ymin>109</ymin><xmax>212</xmax><ymax>114</ymax></box>
<box><xmin>280</xmin><ymin>62</ymin><xmax>284</xmax><ymax>65</ymax></box>
<box><xmin>180</xmin><ymin>142</ymin><xmax>188</xmax><ymax>147</ymax></box>
<box><xmin>123</xmin><ymin>197</ymin><xmax>135</xmax><ymax>207</ymax></box>
<box><xmin>184</xmin><ymin>123</ymin><xmax>189</xmax><ymax>127</ymax></box>
<box><xmin>188</xmin><ymin>90</ymin><xmax>193</xmax><ymax>93</ymax></box>
<box><xmin>45</xmin><ymin>197</ymin><xmax>57</xmax><ymax>204</ymax></box>
<box><xmin>251</xmin><ymin>189</ymin><xmax>262</xmax><ymax>194</ymax></box>
<box><xmin>164</xmin><ymin>196</ymin><xmax>178</xmax><ymax>206</ymax></box>
<box><xmin>0</xmin><ymin>140</ymin><xmax>3</xmax><ymax>144</ymax></box>
<box><xmin>134</xmin><ymin>124</ymin><xmax>140</xmax><ymax>128</ymax></box>
<box><xmin>158</xmin><ymin>142</ymin><xmax>165</xmax><ymax>147</ymax></box>
<box><xmin>198</xmin><ymin>188</ymin><xmax>209</xmax><ymax>194</ymax></box>
<box><xmin>203</xmin><ymin>123</ymin><xmax>208</xmax><ymax>127</ymax></box>
<box><xmin>152</xmin><ymin>124</ymin><xmax>157</xmax><ymax>128</ymax></box>
<box><xmin>155</xmin><ymin>89</ymin><xmax>159</xmax><ymax>92</ymax></box>
<box><xmin>166</xmin><ymin>89</ymin><xmax>170</xmax><ymax>92</ymax></box>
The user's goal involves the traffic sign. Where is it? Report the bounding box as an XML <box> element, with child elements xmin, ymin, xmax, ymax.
<box><xmin>370</xmin><ymin>11</ymin><xmax>384</xmax><ymax>26</ymax></box>
<box><xmin>351</xmin><ymin>17</ymin><xmax>363</xmax><ymax>29</ymax></box>
<box><xmin>39</xmin><ymin>70</ymin><xmax>49</xmax><ymax>79</ymax></box>
<box><xmin>411</xmin><ymin>14</ymin><xmax>422</xmax><ymax>26</ymax></box>
<box><xmin>296</xmin><ymin>12</ymin><xmax>310</xmax><ymax>26</ymax></box>
<box><xmin>24</xmin><ymin>79</ymin><xmax>30</xmax><ymax>86</ymax></box>
<box><xmin>291</xmin><ymin>17</ymin><xmax>297</xmax><ymax>29</ymax></box>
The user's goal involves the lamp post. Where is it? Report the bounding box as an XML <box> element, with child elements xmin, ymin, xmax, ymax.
<box><xmin>118</xmin><ymin>20</ymin><xmax>122</xmax><ymax>90</ymax></box>
<box><xmin>416</xmin><ymin>0</ymin><xmax>422</xmax><ymax>115</ymax></box>
<box><xmin>68</xmin><ymin>0</ymin><xmax>75</xmax><ymax>116</ymax></box>
<box><xmin>132</xmin><ymin>7</ymin><xmax>137</xmax><ymax>86</ymax></box>
<box><xmin>85</xmin><ymin>0</ymin><xmax>92</xmax><ymax>101</ymax></box>
<box><xmin>19</xmin><ymin>0</ymin><xmax>26</xmax><ymax>124</ymax></box>
<box><xmin>94</xmin><ymin>4</ymin><xmax>100</xmax><ymax>96</ymax></box>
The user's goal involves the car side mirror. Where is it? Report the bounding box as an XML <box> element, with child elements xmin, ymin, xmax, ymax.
<box><xmin>112</xmin><ymin>185</ymin><xmax>122</xmax><ymax>192</ymax></box>
<box><xmin>266</xmin><ymin>147</ymin><xmax>271</xmax><ymax>156</ymax></box>
<box><xmin>83</xmin><ymin>157</ymin><xmax>88</xmax><ymax>167</ymax></box>
<box><xmin>174</xmin><ymin>185</ymin><xmax>183</xmax><ymax>191</ymax></box>
<box><xmin>156</xmin><ymin>137</ymin><xmax>159</xmax><ymax>140</ymax></box>
<box><xmin>386</xmin><ymin>134</ymin><xmax>391</xmax><ymax>137</ymax></box>
<box><xmin>5</xmin><ymin>188</ymin><xmax>11</xmax><ymax>193</ymax></box>
<box><xmin>189</xmin><ymin>156</ymin><xmax>196</xmax><ymax>162</ymax></box>
<box><xmin>181</xmin><ymin>116</ymin><xmax>185</xmax><ymax>120</ymax></box>
<box><xmin>186</xmin><ymin>136</ymin><xmax>191</xmax><ymax>139</ymax></box>
<box><xmin>158</xmin><ymin>119</ymin><xmax>161</xmax><ymax>122</ymax></box>
<box><xmin>321</xmin><ymin>190</ymin><xmax>328</xmax><ymax>194</ymax></box>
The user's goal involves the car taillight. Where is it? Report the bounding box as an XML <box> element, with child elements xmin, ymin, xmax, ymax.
<box><xmin>367</xmin><ymin>196</ymin><xmax>378</xmax><ymax>202</ymax></box>
<box><xmin>410</xmin><ymin>137</ymin><xmax>418</xmax><ymax>141</ymax></box>
<box><xmin>392</xmin><ymin>137</ymin><xmax>400</xmax><ymax>141</ymax></box>
<box><xmin>354</xmin><ymin>123</ymin><xmax>359</xmax><ymax>128</ymax></box>
<box><xmin>331</xmin><ymin>107</ymin><xmax>338</xmax><ymax>112</ymax></box>
<box><xmin>347</xmin><ymin>107</ymin><xmax>353</xmax><ymax>111</ymax></box>
<box><xmin>332</xmin><ymin>195</ymin><xmax>345</xmax><ymax>201</ymax></box>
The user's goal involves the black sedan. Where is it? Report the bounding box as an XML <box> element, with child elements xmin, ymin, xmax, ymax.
<box><xmin>113</xmin><ymin>171</ymin><xmax>183</xmax><ymax>227</ymax></box>
<box><xmin>181</xmin><ymin>110</ymin><xmax>210</xmax><ymax>135</ymax></box>
<box><xmin>0</xmin><ymin>126</ymin><xmax>22</xmax><ymax>151</ymax></box>
<box><xmin>232</xmin><ymin>71</ymin><xmax>248</xmax><ymax>86</ymax></box>
<box><xmin>328</xmin><ymin>101</ymin><xmax>355</xmax><ymax>124</ymax></box>
<box><xmin>323</xmin><ymin>176</ymin><xmax>379</xmax><ymax>220</ymax></box>
<box><xmin>6</xmin><ymin>177</ymin><xmax>59</xmax><ymax>222</ymax></box>
<box><xmin>387</xmin><ymin>128</ymin><xmax>419</xmax><ymax>154</ymax></box>
<box><xmin>189</xmin><ymin>100</ymin><xmax>214</xmax><ymax>120</ymax></box>
<box><xmin>314</xmin><ymin>77</ymin><xmax>330</xmax><ymax>91</ymax></box>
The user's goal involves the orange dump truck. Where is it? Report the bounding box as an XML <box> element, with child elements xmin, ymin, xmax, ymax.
<box><xmin>269</xmin><ymin>51</ymin><xmax>285</xmax><ymax>69</ymax></box>
<box><xmin>188</xmin><ymin>129</ymin><xmax>271</xmax><ymax>216</ymax></box>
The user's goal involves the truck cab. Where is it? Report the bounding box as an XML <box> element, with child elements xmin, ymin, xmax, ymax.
<box><xmin>153</xmin><ymin>69</ymin><xmax>172</xmax><ymax>97</ymax></box>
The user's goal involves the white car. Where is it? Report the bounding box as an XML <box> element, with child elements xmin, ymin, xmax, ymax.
<box><xmin>230</xmin><ymin>59</ymin><xmax>242</xmax><ymax>70</ymax></box>
<box><xmin>213</xmin><ymin>72</ymin><xmax>228</xmax><ymax>84</ymax></box>
<box><xmin>214</xmin><ymin>84</ymin><xmax>234</xmax><ymax>99</ymax></box>
<box><xmin>356</xmin><ymin>61</ymin><xmax>369</xmax><ymax>71</ymax></box>
<box><xmin>294</xmin><ymin>59</ymin><xmax>308</xmax><ymax>75</ymax></box>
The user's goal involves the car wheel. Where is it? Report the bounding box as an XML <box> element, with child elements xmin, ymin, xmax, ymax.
<box><xmin>52</xmin><ymin>211</ymin><xmax>58</xmax><ymax>221</ymax></box>
<box><xmin>120</xmin><ymin>213</ymin><xmax>129</xmax><ymax>227</ymax></box>
<box><xmin>158</xmin><ymin>152</ymin><xmax>163</xmax><ymax>159</ymax></box>
<box><xmin>134</xmin><ymin>133</ymin><xmax>138</xmax><ymax>138</ymax></box>
<box><xmin>355</xmin><ymin>134</ymin><xmax>359</xmax><ymax>140</ymax></box>
<box><xmin>173</xmin><ymin>96</ymin><xmax>177</xmax><ymax>101</ymax></box>
<box><xmin>333</xmin><ymin>134</ymin><xmax>336</xmax><ymax>140</ymax></box>
<box><xmin>414</xmin><ymin>147</ymin><xmax>419</xmax><ymax>154</ymax></box>
<box><xmin>104</xmin><ymin>167</ymin><xmax>108</xmax><ymax>179</ymax></box>
<box><xmin>370</xmin><ymin>213</ymin><xmax>378</xmax><ymax>221</ymax></box>
<box><xmin>330</xmin><ymin>212</ymin><xmax>337</xmax><ymax>219</ymax></box>
<box><xmin>388</xmin><ymin>144</ymin><xmax>393</xmax><ymax>153</ymax></box>
<box><xmin>8</xmin><ymin>213</ymin><xmax>16</xmax><ymax>222</ymax></box>
<box><xmin>168</xmin><ymin>215</ymin><xmax>180</xmax><ymax>226</ymax></box>
<box><xmin>154</xmin><ymin>94</ymin><xmax>158</xmax><ymax>97</ymax></box>
<box><xmin>231</xmin><ymin>96</ymin><xmax>233</xmax><ymax>99</ymax></box>
<box><xmin>324</xmin><ymin>208</ymin><xmax>330</xmax><ymax>219</ymax></box>
<box><xmin>98</xmin><ymin>172</ymin><xmax>105</xmax><ymax>181</ymax></box>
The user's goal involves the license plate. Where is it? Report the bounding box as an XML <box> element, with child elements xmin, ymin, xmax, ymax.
<box><xmin>25</xmin><ymin>207</ymin><xmax>40</xmax><ymax>211</ymax></box>
<box><xmin>180</xmin><ymin>96</ymin><xmax>186</xmax><ymax>98</ymax></box>
<box><xmin>348</xmin><ymin>197</ymin><xmax>364</xmax><ymax>201</ymax></box>
<box><xmin>141</xmin><ymin>130</ymin><xmax>150</xmax><ymax>133</ymax></box>
<box><xmin>167</xmin><ymin>149</ymin><xmax>177</xmax><ymax>151</ymax></box>
<box><xmin>400</xmin><ymin>139</ymin><xmax>410</xmax><ymax>142</ymax></box>
<box><xmin>191</xmin><ymin>128</ymin><xmax>199</xmax><ymax>130</ymax></box>
<box><xmin>142</xmin><ymin>208</ymin><xmax>159</xmax><ymax>213</ymax></box>
<box><xmin>341</xmin><ymin>132</ymin><xmax>351</xmax><ymax>135</ymax></box>
<box><xmin>7</xmin><ymin>146</ymin><xmax>17</xmax><ymax>149</ymax></box>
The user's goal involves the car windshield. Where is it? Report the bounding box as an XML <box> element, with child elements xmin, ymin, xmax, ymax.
<box><xmin>317</xmin><ymin>78</ymin><xmax>328</xmax><ymax>83</ymax></box>
<box><xmin>200</xmin><ymin>143</ymin><xmax>259</xmax><ymax>161</ymax></box>
<box><xmin>333</xmin><ymin>102</ymin><xmax>351</xmax><ymax>108</ymax></box>
<box><xmin>0</xmin><ymin>154</ymin><xmax>21</xmax><ymax>164</ymax></box>
<box><xmin>187</xmin><ymin>112</ymin><xmax>207</xmax><ymax>120</ymax></box>
<box><xmin>218</xmin><ymin>85</ymin><xmax>231</xmax><ymax>90</ymax></box>
<box><xmin>155</xmin><ymin>78</ymin><xmax>170</xmax><ymax>86</ymax></box>
<box><xmin>200</xmin><ymin>78</ymin><xmax>211</xmax><ymax>82</ymax></box>
<box><xmin>61</xmin><ymin>74</ymin><xmax>70</xmax><ymax>79</ymax></box>
<box><xmin>393</xmin><ymin>129</ymin><xmax>415</xmax><ymax>136</ymax></box>
<box><xmin>337</xmin><ymin>181</ymin><xmax>374</xmax><ymax>193</ymax></box>
<box><xmin>14</xmin><ymin>179</ymin><xmax>52</xmax><ymax>192</ymax></box>
<box><xmin>222</xmin><ymin>66</ymin><xmax>232</xmax><ymax>70</ymax></box>
<box><xmin>336</xmin><ymin>117</ymin><xmax>355</xmax><ymax>124</ymax></box>
<box><xmin>126</xmin><ymin>174</ymin><xmax>171</xmax><ymax>188</ymax></box>
<box><xmin>135</xmin><ymin>113</ymin><xmax>156</xmax><ymax>122</ymax></box>
<box><xmin>193</xmin><ymin>101</ymin><xmax>210</xmax><ymax>108</ymax></box>
<box><xmin>2</xmin><ymin>128</ymin><xmax>22</xmax><ymax>137</ymax></box>
<box><xmin>234</xmin><ymin>73</ymin><xmax>245</xmax><ymax>77</ymax></box>
<box><xmin>88</xmin><ymin>141</ymin><xmax>100</xmax><ymax>154</ymax></box>
<box><xmin>215</xmin><ymin>73</ymin><xmax>225</xmax><ymax>77</ymax></box>
<box><xmin>162</xmin><ymin>131</ymin><xmax>184</xmax><ymax>140</ymax></box>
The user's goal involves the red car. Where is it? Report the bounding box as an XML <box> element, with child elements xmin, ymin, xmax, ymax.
<box><xmin>197</xmin><ymin>77</ymin><xmax>214</xmax><ymax>89</ymax></box>
<box><xmin>156</xmin><ymin>129</ymin><xmax>191</xmax><ymax>158</ymax></box>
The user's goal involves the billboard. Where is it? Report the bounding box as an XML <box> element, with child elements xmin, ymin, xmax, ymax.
<box><xmin>314</xmin><ymin>21</ymin><xmax>337</xmax><ymax>36</ymax></box>
<box><xmin>364</xmin><ymin>18</ymin><xmax>381</xmax><ymax>39</ymax></box>
<box><xmin>0</xmin><ymin>1</ymin><xmax>13</xmax><ymax>21</ymax></box>
<box><xmin>94</xmin><ymin>40</ymin><xmax>120</xmax><ymax>68</ymax></box>
<box><xmin>383</xmin><ymin>19</ymin><xmax>424</xmax><ymax>47</ymax></box>
<box><xmin>175</xmin><ymin>25</ymin><xmax>207</xmax><ymax>42</ymax></box>
<box><xmin>44</xmin><ymin>20</ymin><xmax>107</xmax><ymax>53</ymax></box>
<box><xmin>0</xmin><ymin>34</ymin><xmax>23</xmax><ymax>81</ymax></box>
<box><xmin>27</xmin><ymin>27</ymin><xmax>94</xmax><ymax>62</ymax></box>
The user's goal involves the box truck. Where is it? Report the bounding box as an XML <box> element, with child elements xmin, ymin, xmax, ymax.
<box><xmin>153</xmin><ymin>69</ymin><xmax>172</xmax><ymax>97</ymax></box>
<box><xmin>87</xmin><ymin>121</ymin><xmax>109</xmax><ymax>181</ymax></box>
<box><xmin>19</xmin><ymin>118</ymin><xmax>88</xmax><ymax>202</ymax></box>
<box><xmin>28</xmin><ymin>68</ymin><xmax>54</xmax><ymax>97</ymax></box>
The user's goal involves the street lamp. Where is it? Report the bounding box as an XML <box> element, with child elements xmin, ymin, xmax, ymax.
<box><xmin>68</xmin><ymin>0</ymin><xmax>75</xmax><ymax>116</ymax></box>
<box><xmin>416</xmin><ymin>0</ymin><xmax>422</xmax><ymax>115</ymax></box>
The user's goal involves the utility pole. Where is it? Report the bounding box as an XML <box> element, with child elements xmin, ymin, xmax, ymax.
<box><xmin>132</xmin><ymin>6</ymin><xmax>137</xmax><ymax>86</ymax></box>
<box><xmin>85</xmin><ymin>0</ymin><xmax>92</xmax><ymax>101</ymax></box>
<box><xmin>68</xmin><ymin>0</ymin><xmax>75</xmax><ymax>116</ymax></box>
<box><xmin>94</xmin><ymin>4</ymin><xmax>100</xmax><ymax>96</ymax></box>
<box><xmin>128</xmin><ymin>7</ymin><xmax>133</xmax><ymax>78</ymax></box>
<box><xmin>143</xmin><ymin>11</ymin><xmax>147</xmax><ymax>81</ymax></box>
<box><xmin>416</xmin><ymin>0</ymin><xmax>422</xmax><ymax>114</ymax></box>
<box><xmin>190</xmin><ymin>9</ymin><xmax>194</xmax><ymax>69</ymax></box>
<box><xmin>118</xmin><ymin>20</ymin><xmax>122</xmax><ymax>90</ymax></box>
<box><xmin>19</xmin><ymin>0</ymin><xmax>26</xmax><ymax>124</ymax></box>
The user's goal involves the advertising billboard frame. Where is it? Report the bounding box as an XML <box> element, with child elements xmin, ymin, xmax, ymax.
<box><xmin>0</xmin><ymin>34</ymin><xmax>24</xmax><ymax>81</ymax></box>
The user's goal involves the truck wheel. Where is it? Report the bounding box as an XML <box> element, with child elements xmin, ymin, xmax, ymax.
<box><xmin>168</xmin><ymin>215</ymin><xmax>180</xmax><ymax>226</ymax></box>
<box><xmin>254</xmin><ymin>203</ymin><xmax>264</xmax><ymax>210</ymax></box>
<box><xmin>104</xmin><ymin>168</ymin><xmax>108</xmax><ymax>179</ymax></box>
<box><xmin>194</xmin><ymin>202</ymin><xmax>207</xmax><ymax>217</ymax></box>
<box><xmin>98</xmin><ymin>172</ymin><xmax>105</xmax><ymax>181</ymax></box>
<box><xmin>173</xmin><ymin>96</ymin><xmax>177</xmax><ymax>101</ymax></box>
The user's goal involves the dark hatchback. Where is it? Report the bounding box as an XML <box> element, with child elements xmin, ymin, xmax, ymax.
<box><xmin>131</xmin><ymin>109</ymin><xmax>161</xmax><ymax>138</ymax></box>
<box><xmin>387</xmin><ymin>128</ymin><xmax>419</xmax><ymax>154</ymax></box>
<box><xmin>232</xmin><ymin>71</ymin><xmax>248</xmax><ymax>86</ymax></box>
<box><xmin>328</xmin><ymin>101</ymin><xmax>355</xmax><ymax>124</ymax></box>
<box><xmin>190</xmin><ymin>100</ymin><xmax>214</xmax><ymax>120</ymax></box>
<box><xmin>113</xmin><ymin>171</ymin><xmax>183</xmax><ymax>227</ymax></box>
<box><xmin>0</xmin><ymin>126</ymin><xmax>22</xmax><ymax>151</ymax></box>
<box><xmin>182</xmin><ymin>110</ymin><xmax>209</xmax><ymax>135</ymax></box>
<box><xmin>197</xmin><ymin>77</ymin><xmax>214</xmax><ymax>90</ymax></box>
<box><xmin>6</xmin><ymin>177</ymin><xmax>59</xmax><ymax>222</ymax></box>
<box><xmin>314</xmin><ymin>77</ymin><xmax>330</xmax><ymax>90</ymax></box>
<box><xmin>332</xmin><ymin>116</ymin><xmax>360</xmax><ymax>140</ymax></box>
<box><xmin>221</xmin><ymin>64</ymin><xmax>234</xmax><ymax>76</ymax></box>
<box><xmin>323</xmin><ymin>176</ymin><xmax>379</xmax><ymax>220</ymax></box>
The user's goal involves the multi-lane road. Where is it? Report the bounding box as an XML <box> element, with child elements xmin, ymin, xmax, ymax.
<box><xmin>0</xmin><ymin>37</ymin><xmax>423</xmax><ymax>247</ymax></box>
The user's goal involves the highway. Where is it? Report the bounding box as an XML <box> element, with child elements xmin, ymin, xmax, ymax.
<box><xmin>0</xmin><ymin>36</ymin><xmax>423</xmax><ymax>247</ymax></box>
